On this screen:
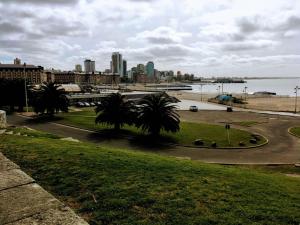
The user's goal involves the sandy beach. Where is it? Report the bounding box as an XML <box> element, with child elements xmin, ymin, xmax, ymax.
<box><xmin>168</xmin><ymin>91</ymin><xmax>299</xmax><ymax>113</ymax></box>
<box><xmin>125</xmin><ymin>84</ymin><xmax>299</xmax><ymax>113</ymax></box>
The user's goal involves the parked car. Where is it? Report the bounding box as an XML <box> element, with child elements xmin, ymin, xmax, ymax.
<box><xmin>76</xmin><ymin>102</ymin><xmax>84</xmax><ymax>107</ymax></box>
<box><xmin>227</xmin><ymin>107</ymin><xmax>233</xmax><ymax>112</ymax></box>
<box><xmin>189</xmin><ymin>105</ymin><xmax>198</xmax><ymax>112</ymax></box>
<box><xmin>84</xmin><ymin>102</ymin><xmax>90</xmax><ymax>107</ymax></box>
<box><xmin>90</xmin><ymin>102</ymin><xmax>96</xmax><ymax>106</ymax></box>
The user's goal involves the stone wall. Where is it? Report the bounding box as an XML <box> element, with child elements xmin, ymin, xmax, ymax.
<box><xmin>0</xmin><ymin>110</ymin><xmax>6</xmax><ymax>128</ymax></box>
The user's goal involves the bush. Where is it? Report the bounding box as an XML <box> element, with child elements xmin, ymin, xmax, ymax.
<box><xmin>251</xmin><ymin>134</ymin><xmax>261</xmax><ymax>141</ymax></box>
<box><xmin>250</xmin><ymin>139</ymin><xmax>257</xmax><ymax>144</ymax></box>
<box><xmin>194</xmin><ymin>139</ymin><xmax>204</xmax><ymax>146</ymax></box>
<box><xmin>227</xmin><ymin>107</ymin><xmax>233</xmax><ymax>112</ymax></box>
<box><xmin>211</xmin><ymin>142</ymin><xmax>217</xmax><ymax>148</ymax></box>
<box><xmin>239</xmin><ymin>141</ymin><xmax>245</xmax><ymax>146</ymax></box>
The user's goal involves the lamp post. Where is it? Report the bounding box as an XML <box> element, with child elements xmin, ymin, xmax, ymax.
<box><xmin>199</xmin><ymin>83</ymin><xmax>204</xmax><ymax>101</ymax></box>
<box><xmin>243</xmin><ymin>86</ymin><xmax>248</xmax><ymax>101</ymax></box>
<box><xmin>295</xmin><ymin>86</ymin><xmax>300</xmax><ymax>114</ymax></box>
<box><xmin>217</xmin><ymin>85</ymin><xmax>221</xmax><ymax>95</ymax></box>
<box><xmin>221</xmin><ymin>82</ymin><xmax>224</xmax><ymax>94</ymax></box>
<box><xmin>23</xmin><ymin>63</ymin><xmax>29</xmax><ymax>113</ymax></box>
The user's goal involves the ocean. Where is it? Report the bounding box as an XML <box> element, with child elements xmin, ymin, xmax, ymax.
<box><xmin>189</xmin><ymin>78</ymin><xmax>300</xmax><ymax>96</ymax></box>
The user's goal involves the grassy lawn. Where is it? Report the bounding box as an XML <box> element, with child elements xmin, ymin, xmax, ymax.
<box><xmin>0</xmin><ymin>128</ymin><xmax>299</xmax><ymax>224</ymax></box>
<box><xmin>289</xmin><ymin>127</ymin><xmax>300</xmax><ymax>137</ymax></box>
<box><xmin>58</xmin><ymin>110</ymin><xmax>266</xmax><ymax>148</ymax></box>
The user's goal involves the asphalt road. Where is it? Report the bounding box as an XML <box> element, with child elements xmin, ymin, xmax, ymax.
<box><xmin>6</xmin><ymin>112</ymin><xmax>300</xmax><ymax>165</ymax></box>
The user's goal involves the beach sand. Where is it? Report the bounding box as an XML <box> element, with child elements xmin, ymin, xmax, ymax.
<box><xmin>125</xmin><ymin>84</ymin><xmax>299</xmax><ymax>113</ymax></box>
<box><xmin>168</xmin><ymin>91</ymin><xmax>299</xmax><ymax>113</ymax></box>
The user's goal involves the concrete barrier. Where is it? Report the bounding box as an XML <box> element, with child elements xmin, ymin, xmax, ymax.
<box><xmin>0</xmin><ymin>110</ymin><xmax>7</xmax><ymax>128</ymax></box>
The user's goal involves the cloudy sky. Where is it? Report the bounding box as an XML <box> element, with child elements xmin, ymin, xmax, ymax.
<box><xmin>0</xmin><ymin>0</ymin><xmax>300</xmax><ymax>77</ymax></box>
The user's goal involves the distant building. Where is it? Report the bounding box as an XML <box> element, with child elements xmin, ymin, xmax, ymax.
<box><xmin>111</xmin><ymin>52</ymin><xmax>123</xmax><ymax>76</ymax></box>
<box><xmin>52</xmin><ymin>71</ymin><xmax>120</xmax><ymax>85</ymax></box>
<box><xmin>154</xmin><ymin>69</ymin><xmax>160</xmax><ymax>79</ymax></box>
<box><xmin>0</xmin><ymin>63</ymin><xmax>44</xmax><ymax>84</ymax></box>
<box><xmin>75</xmin><ymin>64</ymin><xmax>82</xmax><ymax>72</ymax></box>
<box><xmin>104</xmin><ymin>69</ymin><xmax>111</xmax><ymax>74</ymax></box>
<box><xmin>53</xmin><ymin>71</ymin><xmax>86</xmax><ymax>84</ymax></box>
<box><xmin>176</xmin><ymin>71</ymin><xmax>182</xmax><ymax>81</ymax></box>
<box><xmin>146</xmin><ymin>61</ymin><xmax>154</xmax><ymax>77</ymax></box>
<box><xmin>14</xmin><ymin>58</ymin><xmax>21</xmax><ymax>65</ymax></box>
<box><xmin>84</xmin><ymin>59</ymin><xmax>95</xmax><ymax>74</ymax></box>
<box><xmin>137</xmin><ymin>64</ymin><xmax>145</xmax><ymax>74</ymax></box>
<box><xmin>160</xmin><ymin>71</ymin><xmax>174</xmax><ymax>81</ymax></box>
<box><xmin>122</xmin><ymin>60</ymin><xmax>127</xmax><ymax>77</ymax></box>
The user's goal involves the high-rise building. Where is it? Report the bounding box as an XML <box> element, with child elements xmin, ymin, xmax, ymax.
<box><xmin>122</xmin><ymin>60</ymin><xmax>127</xmax><ymax>77</ymax></box>
<box><xmin>14</xmin><ymin>58</ymin><xmax>21</xmax><ymax>65</ymax></box>
<box><xmin>75</xmin><ymin>64</ymin><xmax>82</xmax><ymax>72</ymax></box>
<box><xmin>111</xmin><ymin>52</ymin><xmax>123</xmax><ymax>76</ymax></box>
<box><xmin>146</xmin><ymin>61</ymin><xmax>154</xmax><ymax>77</ymax></box>
<box><xmin>137</xmin><ymin>64</ymin><xmax>145</xmax><ymax>74</ymax></box>
<box><xmin>84</xmin><ymin>59</ymin><xmax>95</xmax><ymax>73</ymax></box>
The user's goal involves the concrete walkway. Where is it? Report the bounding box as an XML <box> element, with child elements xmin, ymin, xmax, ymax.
<box><xmin>0</xmin><ymin>152</ymin><xmax>88</xmax><ymax>225</ymax></box>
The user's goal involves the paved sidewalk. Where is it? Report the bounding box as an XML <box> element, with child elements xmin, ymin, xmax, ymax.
<box><xmin>0</xmin><ymin>152</ymin><xmax>88</xmax><ymax>225</ymax></box>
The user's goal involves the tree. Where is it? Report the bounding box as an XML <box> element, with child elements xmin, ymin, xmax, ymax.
<box><xmin>136</xmin><ymin>93</ymin><xmax>180</xmax><ymax>136</ymax></box>
<box><xmin>32</xmin><ymin>82</ymin><xmax>68</xmax><ymax>116</ymax></box>
<box><xmin>95</xmin><ymin>93</ymin><xmax>135</xmax><ymax>130</ymax></box>
<box><xmin>0</xmin><ymin>78</ymin><xmax>26</xmax><ymax>112</ymax></box>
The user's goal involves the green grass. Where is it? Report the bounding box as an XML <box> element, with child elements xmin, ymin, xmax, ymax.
<box><xmin>289</xmin><ymin>127</ymin><xmax>300</xmax><ymax>137</ymax></box>
<box><xmin>0</xmin><ymin>130</ymin><xmax>299</xmax><ymax>225</ymax></box>
<box><xmin>58</xmin><ymin>111</ymin><xmax>266</xmax><ymax>148</ymax></box>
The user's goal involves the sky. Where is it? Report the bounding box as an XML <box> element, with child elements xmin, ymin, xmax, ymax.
<box><xmin>0</xmin><ymin>0</ymin><xmax>300</xmax><ymax>77</ymax></box>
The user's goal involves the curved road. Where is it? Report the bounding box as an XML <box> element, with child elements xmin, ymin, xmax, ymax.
<box><xmin>7</xmin><ymin>112</ymin><xmax>300</xmax><ymax>165</ymax></box>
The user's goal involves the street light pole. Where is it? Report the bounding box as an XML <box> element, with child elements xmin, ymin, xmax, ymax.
<box><xmin>221</xmin><ymin>82</ymin><xmax>224</xmax><ymax>94</ymax></box>
<box><xmin>244</xmin><ymin>86</ymin><xmax>248</xmax><ymax>101</ymax></box>
<box><xmin>23</xmin><ymin>63</ymin><xmax>29</xmax><ymax>113</ymax></box>
<box><xmin>200</xmin><ymin>84</ymin><xmax>204</xmax><ymax>101</ymax></box>
<box><xmin>295</xmin><ymin>86</ymin><xmax>299</xmax><ymax>114</ymax></box>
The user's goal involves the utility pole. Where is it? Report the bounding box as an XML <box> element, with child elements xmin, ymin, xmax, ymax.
<box><xmin>200</xmin><ymin>84</ymin><xmax>204</xmax><ymax>101</ymax></box>
<box><xmin>295</xmin><ymin>86</ymin><xmax>299</xmax><ymax>114</ymax></box>
<box><xmin>23</xmin><ymin>63</ymin><xmax>29</xmax><ymax>113</ymax></box>
<box><xmin>221</xmin><ymin>82</ymin><xmax>224</xmax><ymax>94</ymax></box>
<box><xmin>244</xmin><ymin>86</ymin><xmax>248</xmax><ymax>101</ymax></box>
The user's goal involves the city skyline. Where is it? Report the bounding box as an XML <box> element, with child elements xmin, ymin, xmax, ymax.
<box><xmin>0</xmin><ymin>0</ymin><xmax>300</xmax><ymax>77</ymax></box>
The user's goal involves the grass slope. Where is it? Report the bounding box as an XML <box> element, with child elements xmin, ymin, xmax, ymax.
<box><xmin>0</xmin><ymin>129</ymin><xmax>299</xmax><ymax>225</ymax></box>
<box><xmin>59</xmin><ymin>110</ymin><xmax>266</xmax><ymax>147</ymax></box>
<box><xmin>289</xmin><ymin>127</ymin><xmax>300</xmax><ymax>137</ymax></box>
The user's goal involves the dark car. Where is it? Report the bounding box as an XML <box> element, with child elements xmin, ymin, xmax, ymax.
<box><xmin>76</xmin><ymin>102</ymin><xmax>85</xmax><ymax>107</ymax></box>
<box><xmin>189</xmin><ymin>105</ymin><xmax>198</xmax><ymax>112</ymax></box>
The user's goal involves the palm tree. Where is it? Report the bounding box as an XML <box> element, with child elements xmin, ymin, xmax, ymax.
<box><xmin>95</xmin><ymin>92</ymin><xmax>135</xmax><ymax>130</ymax></box>
<box><xmin>32</xmin><ymin>82</ymin><xmax>68</xmax><ymax>116</ymax></box>
<box><xmin>136</xmin><ymin>92</ymin><xmax>180</xmax><ymax>136</ymax></box>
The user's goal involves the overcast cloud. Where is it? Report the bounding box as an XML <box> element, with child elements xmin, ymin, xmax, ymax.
<box><xmin>0</xmin><ymin>0</ymin><xmax>299</xmax><ymax>76</ymax></box>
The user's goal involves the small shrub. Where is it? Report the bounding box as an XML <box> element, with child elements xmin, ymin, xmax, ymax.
<box><xmin>250</xmin><ymin>139</ymin><xmax>257</xmax><ymax>144</ymax></box>
<box><xmin>227</xmin><ymin>107</ymin><xmax>233</xmax><ymax>112</ymax></box>
<box><xmin>211</xmin><ymin>142</ymin><xmax>217</xmax><ymax>148</ymax></box>
<box><xmin>194</xmin><ymin>139</ymin><xmax>204</xmax><ymax>146</ymax></box>
<box><xmin>251</xmin><ymin>134</ymin><xmax>261</xmax><ymax>141</ymax></box>
<box><xmin>239</xmin><ymin>141</ymin><xmax>245</xmax><ymax>146</ymax></box>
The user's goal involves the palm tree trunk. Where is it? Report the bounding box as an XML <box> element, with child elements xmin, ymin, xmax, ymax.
<box><xmin>114</xmin><ymin>123</ymin><xmax>120</xmax><ymax>131</ymax></box>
